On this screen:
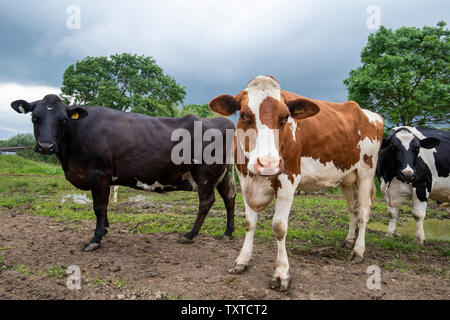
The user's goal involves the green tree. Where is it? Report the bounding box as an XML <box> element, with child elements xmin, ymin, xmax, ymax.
<box><xmin>180</xmin><ymin>103</ymin><xmax>219</xmax><ymax>118</ymax></box>
<box><xmin>344</xmin><ymin>21</ymin><xmax>449</xmax><ymax>128</ymax></box>
<box><xmin>0</xmin><ymin>133</ymin><xmax>59</xmax><ymax>164</ymax></box>
<box><xmin>61</xmin><ymin>53</ymin><xmax>186</xmax><ymax>117</ymax></box>
<box><xmin>0</xmin><ymin>133</ymin><xmax>34</xmax><ymax>147</ymax></box>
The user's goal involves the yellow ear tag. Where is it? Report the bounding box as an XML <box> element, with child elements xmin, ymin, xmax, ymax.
<box><xmin>294</xmin><ymin>107</ymin><xmax>304</xmax><ymax>114</ymax></box>
<box><xmin>71</xmin><ymin>112</ymin><xmax>79</xmax><ymax>120</ymax></box>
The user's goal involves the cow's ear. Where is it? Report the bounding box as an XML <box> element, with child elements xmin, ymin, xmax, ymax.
<box><xmin>67</xmin><ymin>106</ymin><xmax>88</xmax><ymax>120</ymax></box>
<box><xmin>381</xmin><ymin>129</ymin><xmax>396</xmax><ymax>149</ymax></box>
<box><xmin>381</xmin><ymin>137</ymin><xmax>390</xmax><ymax>149</ymax></box>
<box><xmin>419</xmin><ymin>137</ymin><xmax>440</xmax><ymax>149</ymax></box>
<box><xmin>209</xmin><ymin>91</ymin><xmax>245</xmax><ymax>116</ymax></box>
<box><xmin>11</xmin><ymin>100</ymin><xmax>36</xmax><ymax>114</ymax></box>
<box><xmin>286</xmin><ymin>98</ymin><xmax>320</xmax><ymax>120</ymax></box>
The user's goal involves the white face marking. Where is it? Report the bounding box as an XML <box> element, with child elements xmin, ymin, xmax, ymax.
<box><xmin>245</xmin><ymin>76</ymin><xmax>282</xmax><ymax>173</ymax></box>
<box><xmin>112</xmin><ymin>176</ymin><xmax>118</xmax><ymax>181</ymax></box>
<box><xmin>395</xmin><ymin>130</ymin><xmax>414</xmax><ymax>150</ymax></box>
<box><xmin>402</xmin><ymin>164</ymin><xmax>414</xmax><ymax>174</ymax></box>
<box><xmin>47</xmin><ymin>106</ymin><xmax>53</xmax><ymax>111</ymax></box>
<box><xmin>287</xmin><ymin>117</ymin><xmax>297</xmax><ymax>141</ymax></box>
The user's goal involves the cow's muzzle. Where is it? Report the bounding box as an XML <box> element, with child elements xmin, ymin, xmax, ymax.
<box><xmin>36</xmin><ymin>141</ymin><xmax>57</xmax><ymax>154</ymax></box>
<box><xmin>252</xmin><ymin>156</ymin><xmax>284</xmax><ymax>176</ymax></box>
<box><xmin>398</xmin><ymin>170</ymin><xmax>415</xmax><ymax>184</ymax></box>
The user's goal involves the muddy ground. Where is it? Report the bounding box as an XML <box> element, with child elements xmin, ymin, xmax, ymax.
<box><xmin>0</xmin><ymin>208</ymin><xmax>448</xmax><ymax>300</ymax></box>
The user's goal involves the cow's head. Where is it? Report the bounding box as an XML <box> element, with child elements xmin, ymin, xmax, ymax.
<box><xmin>209</xmin><ymin>75</ymin><xmax>319</xmax><ymax>176</ymax></box>
<box><xmin>380</xmin><ymin>128</ymin><xmax>440</xmax><ymax>183</ymax></box>
<box><xmin>11</xmin><ymin>94</ymin><xmax>88</xmax><ymax>154</ymax></box>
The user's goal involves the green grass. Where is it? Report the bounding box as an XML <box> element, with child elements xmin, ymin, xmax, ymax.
<box><xmin>0</xmin><ymin>154</ymin><xmax>449</xmax><ymax>261</ymax></box>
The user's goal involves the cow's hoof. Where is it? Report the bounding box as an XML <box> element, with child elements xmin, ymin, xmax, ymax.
<box><xmin>414</xmin><ymin>237</ymin><xmax>425</xmax><ymax>245</ymax></box>
<box><xmin>385</xmin><ymin>232</ymin><xmax>394</xmax><ymax>238</ymax></box>
<box><xmin>349</xmin><ymin>252</ymin><xmax>364</xmax><ymax>264</ymax></box>
<box><xmin>342</xmin><ymin>240</ymin><xmax>354</xmax><ymax>249</ymax></box>
<box><xmin>220</xmin><ymin>233</ymin><xmax>233</xmax><ymax>241</ymax></box>
<box><xmin>83</xmin><ymin>242</ymin><xmax>100</xmax><ymax>252</ymax></box>
<box><xmin>269</xmin><ymin>276</ymin><xmax>290</xmax><ymax>292</ymax></box>
<box><xmin>228</xmin><ymin>263</ymin><xmax>248</xmax><ymax>274</ymax></box>
<box><xmin>177</xmin><ymin>237</ymin><xmax>194</xmax><ymax>244</ymax></box>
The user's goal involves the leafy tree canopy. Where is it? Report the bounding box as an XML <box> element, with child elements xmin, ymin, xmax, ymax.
<box><xmin>61</xmin><ymin>53</ymin><xmax>186</xmax><ymax>117</ymax></box>
<box><xmin>344</xmin><ymin>21</ymin><xmax>449</xmax><ymax>128</ymax></box>
<box><xmin>0</xmin><ymin>133</ymin><xmax>34</xmax><ymax>147</ymax></box>
<box><xmin>180</xmin><ymin>103</ymin><xmax>219</xmax><ymax>118</ymax></box>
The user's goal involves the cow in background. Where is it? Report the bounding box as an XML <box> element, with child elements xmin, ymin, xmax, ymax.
<box><xmin>210</xmin><ymin>75</ymin><xmax>384</xmax><ymax>291</ymax></box>
<box><xmin>11</xmin><ymin>94</ymin><xmax>236</xmax><ymax>251</ymax></box>
<box><xmin>376</xmin><ymin>126</ymin><xmax>449</xmax><ymax>243</ymax></box>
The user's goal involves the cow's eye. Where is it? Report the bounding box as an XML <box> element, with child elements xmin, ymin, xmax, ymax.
<box><xmin>280</xmin><ymin>115</ymin><xmax>289</xmax><ymax>127</ymax></box>
<box><xmin>59</xmin><ymin>118</ymin><xmax>67</xmax><ymax>125</ymax></box>
<box><xmin>240</xmin><ymin>112</ymin><xmax>246</xmax><ymax>121</ymax></box>
<box><xmin>31</xmin><ymin>116</ymin><xmax>39</xmax><ymax>123</ymax></box>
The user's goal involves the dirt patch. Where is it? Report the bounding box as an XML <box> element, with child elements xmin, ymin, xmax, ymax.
<box><xmin>0</xmin><ymin>209</ymin><xmax>448</xmax><ymax>300</ymax></box>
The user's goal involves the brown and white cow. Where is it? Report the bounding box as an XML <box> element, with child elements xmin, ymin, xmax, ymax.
<box><xmin>209</xmin><ymin>75</ymin><xmax>384</xmax><ymax>291</ymax></box>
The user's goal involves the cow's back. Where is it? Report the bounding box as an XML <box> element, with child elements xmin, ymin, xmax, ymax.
<box><xmin>63</xmin><ymin>107</ymin><xmax>234</xmax><ymax>187</ymax></box>
<box><xmin>281</xmin><ymin>92</ymin><xmax>383</xmax><ymax>189</ymax></box>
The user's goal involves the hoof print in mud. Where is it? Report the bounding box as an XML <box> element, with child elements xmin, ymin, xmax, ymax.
<box><xmin>269</xmin><ymin>277</ymin><xmax>290</xmax><ymax>292</ymax></box>
<box><xmin>83</xmin><ymin>242</ymin><xmax>100</xmax><ymax>252</ymax></box>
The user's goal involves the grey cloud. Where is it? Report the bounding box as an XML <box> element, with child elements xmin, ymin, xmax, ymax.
<box><xmin>0</xmin><ymin>0</ymin><xmax>448</xmax><ymax>107</ymax></box>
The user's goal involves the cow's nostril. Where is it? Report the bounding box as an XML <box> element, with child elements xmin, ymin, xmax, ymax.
<box><xmin>37</xmin><ymin>141</ymin><xmax>56</xmax><ymax>154</ymax></box>
<box><xmin>257</xmin><ymin>158</ymin><xmax>264</xmax><ymax>168</ymax></box>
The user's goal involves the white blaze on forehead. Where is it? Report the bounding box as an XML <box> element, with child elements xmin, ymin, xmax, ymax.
<box><xmin>394</xmin><ymin>129</ymin><xmax>415</xmax><ymax>150</ymax></box>
<box><xmin>245</xmin><ymin>76</ymin><xmax>281</xmax><ymax>164</ymax></box>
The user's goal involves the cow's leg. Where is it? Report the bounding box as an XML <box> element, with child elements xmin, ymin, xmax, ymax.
<box><xmin>269</xmin><ymin>196</ymin><xmax>295</xmax><ymax>291</ymax></box>
<box><xmin>84</xmin><ymin>173</ymin><xmax>110</xmax><ymax>251</ymax></box>
<box><xmin>386</xmin><ymin>205</ymin><xmax>399</xmax><ymax>237</ymax></box>
<box><xmin>351</xmin><ymin>172</ymin><xmax>374</xmax><ymax>261</ymax></box>
<box><xmin>216</xmin><ymin>170</ymin><xmax>236</xmax><ymax>238</ymax></box>
<box><xmin>269</xmin><ymin>174</ymin><xmax>298</xmax><ymax>291</ymax></box>
<box><xmin>181</xmin><ymin>188</ymin><xmax>215</xmax><ymax>242</ymax></box>
<box><xmin>229</xmin><ymin>199</ymin><xmax>258</xmax><ymax>274</ymax></box>
<box><xmin>340</xmin><ymin>183</ymin><xmax>358</xmax><ymax>249</ymax></box>
<box><xmin>412</xmin><ymin>191</ymin><xmax>427</xmax><ymax>244</ymax></box>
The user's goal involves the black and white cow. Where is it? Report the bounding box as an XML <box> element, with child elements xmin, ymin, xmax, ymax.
<box><xmin>376</xmin><ymin>126</ymin><xmax>450</xmax><ymax>243</ymax></box>
<box><xmin>11</xmin><ymin>94</ymin><xmax>236</xmax><ymax>251</ymax></box>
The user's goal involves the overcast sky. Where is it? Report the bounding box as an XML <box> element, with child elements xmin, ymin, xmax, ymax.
<box><xmin>0</xmin><ymin>0</ymin><xmax>448</xmax><ymax>140</ymax></box>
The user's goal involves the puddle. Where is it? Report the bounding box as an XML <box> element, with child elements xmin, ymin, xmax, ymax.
<box><xmin>368</xmin><ymin>218</ymin><xmax>450</xmax><ymax>241</ymax></box>
<box><xmin>61</xmin><ymin>193</ymin><xmax>92</xmax><ymax>204</ymax></box>
<box><xmin>128</xmin><ymin>195</ymin><xmax>152</xmax><ymax>202</ymax></box>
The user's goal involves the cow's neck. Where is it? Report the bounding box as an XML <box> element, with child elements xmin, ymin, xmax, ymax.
<box><xmin>56</xmin><ymin>122</ymin><xmax>79</xmax><ymax>172</ymax></box>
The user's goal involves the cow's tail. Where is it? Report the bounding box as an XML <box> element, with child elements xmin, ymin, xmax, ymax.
<box><xmin>230</xmin><ymin>148</ymin><xmax>236</xmax><ymax>188</ymax></box>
